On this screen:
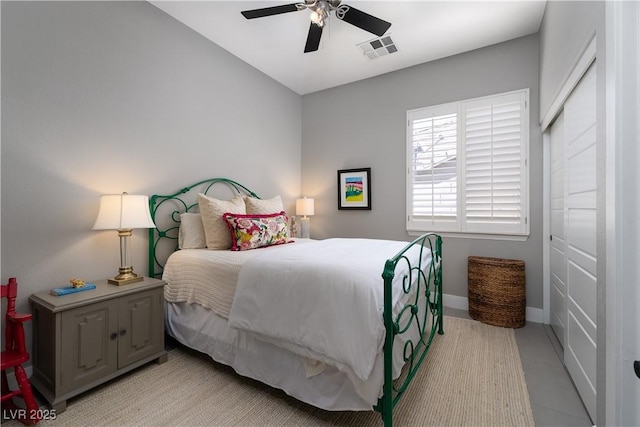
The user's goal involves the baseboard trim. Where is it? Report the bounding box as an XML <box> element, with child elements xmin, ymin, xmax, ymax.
<box><xmin>443</xmin><ymin>293</ymin><xmax>544</xmax><ymax>324</ymax></box>
<box><xmin>443</xmin><ymin>293</ymin><xmax>469</xmax><ymax>311</ymax></box>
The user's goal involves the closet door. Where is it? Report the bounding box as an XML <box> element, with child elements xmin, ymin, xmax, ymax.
<box><xmin>564</xmin><ymin>63</ymin><xmax>597</xmax><ymax>421</ymax></box>
<box><xmin>549</xmin><ymin>111</ymin><xmax>566</xmax><ymax>348</ymax></box>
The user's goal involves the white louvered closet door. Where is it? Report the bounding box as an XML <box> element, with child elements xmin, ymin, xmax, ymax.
<box><xmin>549</xmin><ymin>111</ymin><xmax>566</xmax><ymax>348</ymax></box>
<box><xmin>563</xmin><ymin>63</ymin><xmax>597</xmax><ymax>421</ymax></box>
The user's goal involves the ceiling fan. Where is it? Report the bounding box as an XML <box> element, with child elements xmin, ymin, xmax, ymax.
<box><xmin>241</xmin><ymin>0</ymin><xmax>392</xmax><ymax>53</ymax></box>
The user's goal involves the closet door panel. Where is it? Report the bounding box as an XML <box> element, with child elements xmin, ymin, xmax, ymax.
<box><xmin>564</xmin><ymin>62</ymin><xmax>597</xmax><ymax>421</ymax></box>
<box><xmin>566</xmin><ymin>310</ymin><xmax>597</xmax><ymax>415</ymax></box>
<box><xmin>568</xmin><ymin>261</ymin><xmax>597</xmax><ymax>324</ymax></box>
<box><xmin>567</xmin><ymin>137</ymin><xmax>597</xmax><ymax>196</ymax></box>
<box><xmin>549</xmin><ymin>111</ymin><xmax>566</xmax><ymax>346</ymax></box>
<box><xmin>567</xmin><ymin>209</ymin><xmax>597</xmax><ymax>259</ymax></box>
<box><xmin>564</xmin><ymin>68</ymin><xmax>597</xmax><ymax>142</ymax></box>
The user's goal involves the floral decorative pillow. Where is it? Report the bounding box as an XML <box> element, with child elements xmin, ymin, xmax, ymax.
<box><xmin>245</xmin><ymin>195</ymin><xmax>292</xmax><ymax>237</ymax></box>
<box><xmin>223</xmin><ymin>211</ymin><xmax>291</xmax><ymax>251</ymax></box>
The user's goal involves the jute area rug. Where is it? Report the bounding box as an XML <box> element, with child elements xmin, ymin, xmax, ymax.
<box><xmin>14</xmin><ymin>316</ymin><xmax>534</xmax><ymax>426</ymax></box>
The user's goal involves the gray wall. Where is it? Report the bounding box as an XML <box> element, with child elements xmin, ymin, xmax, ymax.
<box><xmin>539</xmin><ymin>1</ymin><xmax>601</xmax><ymax>120</ymax></box>
<box><xmin>301</xmin><ymin>34</ymin><xmax>543</xmax><ymax>308</ymax></box>
<box><xmin>1</xmin><ymin>1</ymin><xmax>301</xmax><ymax>334</ymax></box>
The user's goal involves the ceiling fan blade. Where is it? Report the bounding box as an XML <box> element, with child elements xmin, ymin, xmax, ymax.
<box><xmin>337</xmin><ymin>5</ymin><xmax>391</xmax><ymax>37</ymax></box>
<box><xmin>241</xmin><ymin>3</ymin><xmax>300</xmax><ymax>19</ymax></box>
<box><xmin>304</xmin><ymin>23</ymin><xmax>323</xmax><ymax>53</ymax></box>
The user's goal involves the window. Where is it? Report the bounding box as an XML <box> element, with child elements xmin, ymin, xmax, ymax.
<box><xmin>407</xmin><ymin>89</ymin><xmax>529</xmax><ymax>237</ymax></box>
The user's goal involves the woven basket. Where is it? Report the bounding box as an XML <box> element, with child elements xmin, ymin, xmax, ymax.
<box><xmin>468</xmin><ymin>256</ymin><xmax>526</xmax><ymax>328</ymax></box>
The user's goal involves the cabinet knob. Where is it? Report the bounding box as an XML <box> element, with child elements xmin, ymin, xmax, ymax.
<box><xmin>119</xmin><ymin>328</ymin><xmax>127</xmax><ymax>336</ymax></box>
<box><xmin>110</xmin><ymin>332</ymin><xmax>118</xmax><ymax>340</ymax></box>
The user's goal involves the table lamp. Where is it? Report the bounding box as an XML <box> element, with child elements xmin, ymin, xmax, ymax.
<box><xmin>92</xmin><ymin>192</ymin><xmax>156</xmax><ymax>285</ymax></box>
<box><xmin>296</xmin><ymin>197</ymin><xmax>314</xmax><ymax>239</ymax></box>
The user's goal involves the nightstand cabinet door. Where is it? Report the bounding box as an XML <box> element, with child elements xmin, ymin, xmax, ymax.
<box><xmin>60</xmin><ymin>300</ymin><xmax>118</xmax><ymax>395</ymax></box>
<box><xmin>117</xmin><ymin>288</ymin><xmax>164</xmax><ymax>367</ymax></box>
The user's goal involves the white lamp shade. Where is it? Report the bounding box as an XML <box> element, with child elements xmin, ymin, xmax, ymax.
<box><xmin>296</xmin><ymin>197</ymin><xmax>315</xmax><ymax>216</ymax></box>
<box><xmin>92</xmin><ymin>193</ymin><xmax>156</xmax><ymax>230</ymax></box>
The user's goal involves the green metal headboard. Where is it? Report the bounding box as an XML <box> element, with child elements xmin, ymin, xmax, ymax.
<box><xmin>147</xmin><ymin>178</ymin><xmax>259</xmax><ymax>278</ymax></box>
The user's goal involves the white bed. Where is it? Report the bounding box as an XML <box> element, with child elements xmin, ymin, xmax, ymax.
<box><xmin>162</xmin><ymin>238</ymin><xmax>426</xmax><ymax>410</ymax></box>
<box><xmin>148</xmin><ymin>178</ymin><xmax>444</xmax><ymax>426</ymax></box>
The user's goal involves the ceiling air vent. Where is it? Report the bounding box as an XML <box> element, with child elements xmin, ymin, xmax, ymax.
<box><xmin>357</xmin><ymin>35</ymin><xmax>397</xmax><ymax>60</ymax></box>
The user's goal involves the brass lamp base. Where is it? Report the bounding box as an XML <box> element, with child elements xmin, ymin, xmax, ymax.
<box><xmin>108</xmin><ymin>267</ymin><xmax>143</xmax><ymax>286</ymax></box>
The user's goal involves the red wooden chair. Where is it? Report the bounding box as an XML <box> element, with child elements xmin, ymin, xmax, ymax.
<box><xmin>1</xmin><ymin>277</ymin><xmax>41</xmax><ymax>424</ymax></box>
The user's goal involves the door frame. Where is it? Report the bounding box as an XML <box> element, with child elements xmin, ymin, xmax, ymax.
<box><xmin>604</xmin><ymin>1</ymin><xmax>639</xmax><ymax>425</ymax></box>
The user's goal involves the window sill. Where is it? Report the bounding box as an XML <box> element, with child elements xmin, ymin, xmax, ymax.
<box><xmin>407</xmin><ymin>230</ymin><xmax>529</xmax><ymax>242</ymax></box>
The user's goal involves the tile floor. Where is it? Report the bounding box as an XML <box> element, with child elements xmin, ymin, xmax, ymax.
<box><xmin>446</xmin><ymin>307</ymin><xmax>593</xmax><ymax>427</ymax></box>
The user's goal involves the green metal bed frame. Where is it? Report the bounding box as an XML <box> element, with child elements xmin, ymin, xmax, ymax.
<box><xmin>147</xmin><ymin>178</ymin><xmax>443</xmax><ymax>427</ymax></box>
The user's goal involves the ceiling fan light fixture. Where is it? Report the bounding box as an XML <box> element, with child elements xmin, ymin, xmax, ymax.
<box><xmin>309</xmin><ymin>10</ymin><xmax>325</xmax><ymax>27</ymax></box>
<box><xmin>309</xmin><ymin>3</ymin><xmax>329</xmax><ymax>27</ymax></box>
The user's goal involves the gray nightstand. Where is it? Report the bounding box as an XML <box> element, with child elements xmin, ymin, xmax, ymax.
<box><xmin>29</xmin><ymin>277</ymin><xmax>167</xmax><ymax>412</ymax></box>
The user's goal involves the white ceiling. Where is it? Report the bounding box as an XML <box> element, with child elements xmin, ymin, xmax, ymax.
<box><xmin>151</xmin><ymin>1</ymin><xmax>546</xmax><ymax>95</ymax></box>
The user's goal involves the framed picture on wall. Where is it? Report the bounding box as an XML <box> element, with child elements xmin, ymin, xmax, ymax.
<box><xmin>337</xmin><ymin>168</ymin><xmax>371</xmax><ymax>210</ymax></box>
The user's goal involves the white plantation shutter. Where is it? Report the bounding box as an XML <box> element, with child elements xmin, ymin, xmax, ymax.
<box><xmin>463</xmin><ymin>92</ymin><xmax>527</xmax><ymax>233</ymax></box>
<box><xmin>407</xmin><ymin>90</ymin><xmax>529</xmax><ymax>236</ymax></box>
<box><xmin>408</xmin><ymin>105</ymin><xmax>458</xmax><ymax>227</ymax></box>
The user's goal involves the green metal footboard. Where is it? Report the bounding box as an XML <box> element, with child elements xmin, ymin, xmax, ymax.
<box><xmin>374</xmin><ymin>233</ymin><xmax>444</xmax><ymax>427</ymax></box>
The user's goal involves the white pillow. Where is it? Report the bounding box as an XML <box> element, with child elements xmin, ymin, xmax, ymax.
<box><xmin>245</xmin><ymin>195</ymin><xmax>291</xmax><ymax>236</ymax></box>
<box><xmin>197</xmin><ymin>193</ymin><xmax>246</xmax><ymax>249</ymax></box>
<box><xmin>245</xmin><ymin>195</ymin><xmax>285</xmax><ymax>214</ymax></box>
<box><xmin>178</xmin><ymin>213</ymin><xmax>206</xmax><ymax>249</ymax></box>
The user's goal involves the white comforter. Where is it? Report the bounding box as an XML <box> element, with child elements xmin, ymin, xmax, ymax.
<box><xmin>227</xmin><ymin>238</ymin><xmax>428</xmax><ymax>383</ymax></box>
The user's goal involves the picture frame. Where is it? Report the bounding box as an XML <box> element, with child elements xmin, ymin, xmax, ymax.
<box><xmin>337</xmin><ymin>168</ymin><xmax>371</xmax><ymax>210</ymax></box>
